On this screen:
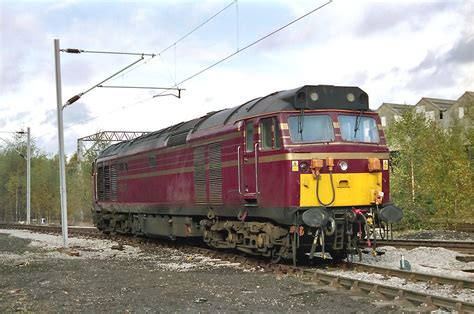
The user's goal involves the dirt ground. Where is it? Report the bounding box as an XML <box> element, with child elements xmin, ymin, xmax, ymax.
<box><xmin>0</xmin><ymin>230</ymin><xmax>407</xmax><ymax>313</ymax></box>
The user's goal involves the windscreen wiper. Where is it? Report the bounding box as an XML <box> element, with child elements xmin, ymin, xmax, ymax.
<box><xmin>353</xmin><ymin>110</ymin><xmax>363</xmax><ymax>139</ymax></box>
<box><xmin>298</xmin><ymin>109</ymin><xmax>304</xmax><ymax>141</ymax></box>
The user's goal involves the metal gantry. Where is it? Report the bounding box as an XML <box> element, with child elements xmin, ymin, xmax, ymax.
<box><xmin>77</xmin><ymin>131</ymin><xmax>149</xmax><ymax>161</ymax></box>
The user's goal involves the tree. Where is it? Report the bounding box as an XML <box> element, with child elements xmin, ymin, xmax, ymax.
<box><xmin>0</xmin><ymin>131</ymin><xmax>114</xmax><ymax>225</ymax></box>
<box><xmin>386</xmin><ymin>109</ymin><xmax>473</xmax><ymax>228</ymax></box>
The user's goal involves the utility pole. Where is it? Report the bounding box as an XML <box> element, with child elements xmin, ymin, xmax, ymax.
<box><xmin>26</xmin><ymin>127</ymin><xmax>31</xmax><ymax>225</ymax></box>
<box><xmin>54</xmin><ymin>39</ymin><xmax>69</xmax><ymax>248</ymax></box>
<box><xmin>55</xmin><ymin>40</ymin><xmax>167</xmax><ymax>247</ymax></box>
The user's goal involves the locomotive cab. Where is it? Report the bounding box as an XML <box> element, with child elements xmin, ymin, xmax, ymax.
<box><xmin>234</xmin><ymin>85</ymin><xmax>402</xmax><ymax>262</ymax></box>
<box><xmin>291</xmin><ymin>88</ymin><xmax>400</xmax><ymax>260</ymax></box>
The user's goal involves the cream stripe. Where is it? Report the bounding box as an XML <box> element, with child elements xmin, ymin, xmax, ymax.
<box><xmin>259</xmin><ymin>152</ymin><xmax>390</xmax><ymax>163</ymax></box>
<box><xmin>121</xmin><ymin>166</ymin><xmax>194</xmax><ymax>180</ymax></box>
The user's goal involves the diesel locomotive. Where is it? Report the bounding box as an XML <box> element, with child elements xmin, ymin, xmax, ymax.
<box><xmin>92</xmin><ymin>85</ymin><xmax>402</xmax><ymax>264</ymax></box>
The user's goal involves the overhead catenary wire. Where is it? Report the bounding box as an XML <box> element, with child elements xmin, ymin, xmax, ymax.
<box><xmin>33</xmin><ymin>3</ymin><xmax>239</xmax><ymax>142</ymax></box>
<box><xmin>34</xmin><ymin>1</ymin><xmax>332</xmax><ymax>142</ymax></box>
<box><xmin>106</xmin><ymin>55</ymin><xmax>157</xmax><ymax>84</ymax></box>
<box><xmin>152</xmin><ymin>0</ymin><xmax>333</xmax><ymax>98</ymax></box>
<box><xmin>236</xmin><ymin>0</ymin><xmax>240</xmax><ymax>51</ymax></box>
<box><xmin>157</xmin><ymin>0</ymin><xmax>237</xmax><ymax>56</ymax></box>
<box><xmin>62</xmin><ymin>56</ymin><xmax>149</xmax><ymax>108</ymax></box>
<box><xmin>106</xmin><ymin>1</ymin><xmax>236</xmax><ymax>86</ymax></box>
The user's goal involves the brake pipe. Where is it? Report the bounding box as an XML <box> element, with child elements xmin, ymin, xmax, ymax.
<box><xmin>309</xmin><ymin>228</ymin><xmax>320</xmax><ymax>260</ymax></box>
<box><xmin>352</xmin><ymin>207</ymin><xmax>370</xmax><ymax>246</ymax></box>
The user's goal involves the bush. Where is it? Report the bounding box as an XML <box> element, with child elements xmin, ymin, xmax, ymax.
<box><xmin>386</xmin><ymin>109</ymin><xmax>473</xmax><ymax>229</ymax></box>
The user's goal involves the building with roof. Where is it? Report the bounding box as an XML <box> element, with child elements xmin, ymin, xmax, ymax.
<box><xmin>413</xmin><ymin>97</ymin><xmax>455</xmax><ymax>126</ymax></box>
<box><xmin>444</xmin><ymin>91</ymin><xmax>474</xmax><ymax>129</ymax></box>
<box><xmin>376</xmin><ymin>92</ymin><xmax>473</xmax><ymax>129</ymax></box>
<box><xmin>376</xmin><ymin>103</ymin><xmax>414</xmax><ymax>128</ymax></box>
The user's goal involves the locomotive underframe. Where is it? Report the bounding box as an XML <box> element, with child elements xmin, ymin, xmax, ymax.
<box><xmin>92</xmin><ymin>204</ymin><xmax>376</xmax><ymax>262</ymax></box>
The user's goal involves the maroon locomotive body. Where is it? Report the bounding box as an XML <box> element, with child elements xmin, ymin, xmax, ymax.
<box><xmin>92</xmin><ymin>85</ymin><xmax>402</xmax><ymax>263</ymax></box>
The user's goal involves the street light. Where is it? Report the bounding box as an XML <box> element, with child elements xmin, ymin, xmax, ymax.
<box><xmin>0</xmin><ymin>128</ymin><xmax>31</xmax><ymax>224</ymax></box>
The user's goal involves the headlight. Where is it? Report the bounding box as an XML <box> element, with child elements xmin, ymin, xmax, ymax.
<box><xmin>299</xmin><ymin>161</ymin><xmax>310</xmax><ymax>173</ymax></box>
<box><xmin>338</xmin><ymin>160</ymin><xmax>348</xmax><ymax>171</ymax></box>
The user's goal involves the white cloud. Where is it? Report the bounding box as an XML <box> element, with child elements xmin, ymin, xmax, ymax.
<box><xmin>0</xmin><ymin>0</ymin><xmax>472</xmax><ymax>156</ymax></box>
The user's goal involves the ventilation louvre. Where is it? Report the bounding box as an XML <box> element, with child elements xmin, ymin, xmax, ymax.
<box><xmin>110</xmin><ymin>164</ymin><xmax>117</xmax><ymax>201</ymax></box>
<box><xmin>97</xmin><ymin>163</ymin><xmax>117</xmax><ymax>202</ymax></box>
<box><xmin>193</xmin><ymin>147</ymin><xmax>206</xmax><ymax>204</ymax></box>
<box><xmin>208</xmin><ymin>143</ymin><xmax>222</xmax><ymax>204</ymax></box>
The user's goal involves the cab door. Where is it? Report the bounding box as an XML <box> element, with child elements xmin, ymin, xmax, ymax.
<box><xmin>241</xmin><ymin>119</ymin><xmax>258</xmax><ymax>201</ymax></box>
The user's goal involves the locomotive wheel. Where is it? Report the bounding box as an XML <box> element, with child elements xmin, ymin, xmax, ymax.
<box><xmin>270</xmin><ymin>249</ymin><xmax>281</xmax><ymax>264</ymax></box>
<box><xmin>270</xmin><ymin>247</ymin><xmax>283</xmax><ymax>264</ymax></box>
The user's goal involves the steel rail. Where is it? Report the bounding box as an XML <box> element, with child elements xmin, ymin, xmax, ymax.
<box><xmin>0</xmin><ymin>223</ymin><xmax>99</xmax><ymax>236</ymax></box>
<box><xmin>294</xmin><ymin>268</ymin><xmax>474</xmax><ymax>313</ymax></box>
<box><xmin>344</xmin><ymin>262</ymin><xmax>474</xmax><ymax>290</ymax></box>
<box><xmin>373</xmin><ymin>239</ymin><xmax>474</xmax><ymax>254</ymax></box>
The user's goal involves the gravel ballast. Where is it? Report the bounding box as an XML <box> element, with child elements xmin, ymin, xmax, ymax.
<box><xmin>0</xmin><ymin>229</ymin><xmax>407</xmax><ymax>312</ymax></box>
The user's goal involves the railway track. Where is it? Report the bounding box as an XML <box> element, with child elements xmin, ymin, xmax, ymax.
<box><xmin>373</xmin><ymin>239</ymin><xmax>474</xmax><ymax>254</ymax></box>
<box><xmin>453</xmin><ymin>223</ymin><xmax>474</xmax><ymax>233</ymax></box>
<box><xmin>343</xmin><ymin>262</ymin><xmax>474</xmax><ymax>289</ymax></box>
<box><xmin>1</xmin><ymin>223</ymin><xmax>473</xmax><ymax>312</ymax></box>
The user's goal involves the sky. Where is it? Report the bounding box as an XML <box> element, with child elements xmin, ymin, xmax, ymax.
<box><xmin>1</xmin><ymin>0</ymin><xmax>473</xmax><ymax>156</ymax></box>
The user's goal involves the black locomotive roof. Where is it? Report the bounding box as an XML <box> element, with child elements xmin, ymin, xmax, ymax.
<box><xmin>97</xmin><ymin>85</ymin><xmax>369</xmax><ymax>159</ymax></box>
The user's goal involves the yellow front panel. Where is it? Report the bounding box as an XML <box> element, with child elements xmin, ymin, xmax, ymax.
<box><xmin>300</xmin><ymin>173</ymin><xmax>382</xmax><ymax>207</ymax></box>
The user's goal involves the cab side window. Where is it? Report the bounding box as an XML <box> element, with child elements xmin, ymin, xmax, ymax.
<box><xmin>261</xmin><ymin>119</ymin><xmax>273</xmax><ymax>149</ymax></box>
<box><xmin>260</xmin><ymin>117</ymin><xmax>281</xmax><ymax>150</ymax></box>
<box><xmin>245</xmin><ymin>122</ymin><xmax>254</xmax><ymax>152</ymax></box>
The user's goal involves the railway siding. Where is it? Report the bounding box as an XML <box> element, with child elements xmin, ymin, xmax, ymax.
<box><xmin>346</xmin><ymin>262</ymin><xmax>474</xmax><ymax>290</ymax></box>
<box><xmin>373</xmin><ymin>239</ymin><xmax>474</xmax><ymax>255</ymax></box>
<box><xmin>1</xmin><ymin>224</ymin><xmax>473</xmax><ymax>312</ymax></box>
<box><xmin>296</xmin><ymin>269</ymin><xmax>474</xmax><ymax>313</ymax></box>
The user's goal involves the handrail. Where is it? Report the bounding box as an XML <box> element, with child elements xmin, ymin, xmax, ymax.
<box><xmin>254</xmin><ymin>142</ymin><xmax>260</xmax><ymax>194</ymax></box>
<box><xmin>237</xmin><ymin>145</ymin><xmax>243</xmax><ymax>195</ymax></box>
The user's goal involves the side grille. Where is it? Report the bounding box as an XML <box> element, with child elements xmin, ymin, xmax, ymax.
<box><xmin>193</xmin><ymin>147</ymin><xmax>206</xmax><ymax>204</ymax></box>
<box><xmin>208</xmin><ymin>143</ymin><xmax>222</xmax><ymax>204</ymax></box>
<box><xmin>104</xmin><ymin>165</ymin><xmax>111</xmax><ymax>200</ymax></box>
<box><xmin>97</xmin><ymin>163</ymin><xmax>105</xmax><ymax>201</ymax></box>
<box><xmin>110</xmin><ymin>164</ymin><xmax>117</xmax><ymax>201</ymax></box>
<box><xmin>97</xmin><ymin>163</ymin><xmax>117</xmax><ymax>202</ymax></box>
